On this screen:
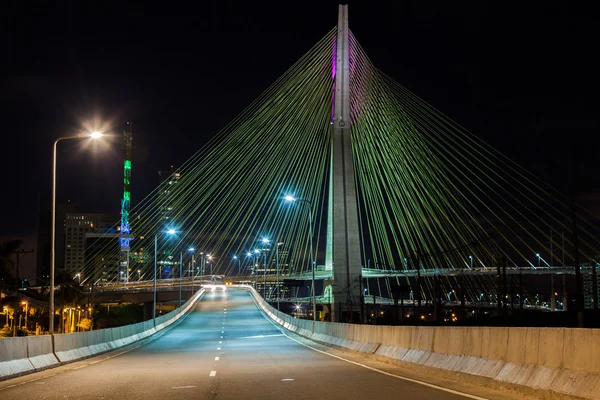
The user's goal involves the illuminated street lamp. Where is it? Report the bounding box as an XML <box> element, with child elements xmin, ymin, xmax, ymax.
<box><xmin>50</xmin><ymin>131</ymin><xmax>104</xmax><ymax>335</ymax></box>
<box><xmin>284</xmin><ymin>195</ymin><xmax>316</xmax><ymax>322</ymax></box>
<box><xmin>154</xmin><ymin>229</ymin><xmax>177</xmax><ymax>326</ymax></box>
<box><xmin>261</xmin><ymin>238</ymin><xmax>270</xmax><ymax>299</ymax></box>
<box><xmin>188</xmin><ymin>247</ymin><xmax>195</xmax><ymax>277</ymax></box>
<box><xmin>233</xmin><ymin>255</ymin><xmax>241</xmax><ymax>275</ymax></box>
<box><xmin>536</xmin><ymin>253</ymin><xmax>541</xmax><ymax>269</ymax></box>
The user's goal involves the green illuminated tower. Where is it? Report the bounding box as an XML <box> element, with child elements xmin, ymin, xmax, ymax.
<box><xmin>119</xmin><ymin>122</ymin><xmax>134</xmax><ymax>281</ymax></box>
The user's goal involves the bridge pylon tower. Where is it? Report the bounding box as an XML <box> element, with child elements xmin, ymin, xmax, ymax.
<box><xmin>326</xmin><ymin>4</ymin><xmax>363</xmax><ymax>322</ymax></box>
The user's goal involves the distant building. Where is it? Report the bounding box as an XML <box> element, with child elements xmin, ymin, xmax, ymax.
<box><xmin>36</xmin><ymin>196</ymin><xmax>80</xmax><ymax>280</ymax></box>
<box><xmin>583</xmin><ymin>268</ymin><xmax>600</xmax><ymax>309</ymax></box>
<box><xmin>64</xmin><ymin>213</ymin><xmax>119</xmax><ymax>276</ymax></box>
<box><xmin>84</xmin><ymin>232</ymin><xmax>119</xmax><ymax>283</ymax></box>
<box><xmin>157</xmin><ymin>165</ymin><xmax>181</xmax><ymax>222</ymax></box>
<box><xmin>0</xmin><ymin>236</ymin><xmax>37</xmax><ymax>287</ymax></box>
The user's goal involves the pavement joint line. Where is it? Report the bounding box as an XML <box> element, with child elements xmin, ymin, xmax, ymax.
<box><xmin>209</xmin><ymin>371</ymin><xmax>217</xmax><ymax>377</ymax></box>
<box><xmin>281</xmin><ymin>332</ymin><xmax>489</xmax><ymax>400</ymax></box>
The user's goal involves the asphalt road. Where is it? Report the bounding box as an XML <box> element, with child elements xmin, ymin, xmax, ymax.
<box><xmin>0</xmin><ymin>289</ymin><xmax>528</xmax><ymax>399</ymax></box>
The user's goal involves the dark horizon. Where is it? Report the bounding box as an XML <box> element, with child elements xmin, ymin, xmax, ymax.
<box><xmin>1</xmin><ymin>1</ymin><xmax>598</xmax><ymax>236</ymax></box>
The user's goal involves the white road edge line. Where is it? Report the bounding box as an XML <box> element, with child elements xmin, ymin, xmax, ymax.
<box><xmin>282</xmin><ymin>332</ymin><xmax>488</xmax><ymax>400</ymax></box>
<box><xmin>209</xmin><ymin>371</ymin><xmax>217</xmax><ymax>377</ymax></box>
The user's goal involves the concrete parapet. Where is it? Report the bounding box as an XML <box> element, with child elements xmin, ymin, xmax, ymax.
<box><xmin>240</xmin><ymin>284</ymin><xmax>600</xmax><ymax>400</ymax></box>
<box><xmin>0</xmin><ymin>288</ymin><xmax>205</xmax><ymax>381</ymax></box>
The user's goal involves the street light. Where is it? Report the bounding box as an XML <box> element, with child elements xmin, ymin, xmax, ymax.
<box><xmin>233</xmin><ymin>255</ymin><xmax>241</xmax><ymax>275</ymax></box>
<box><xmin>261</xmin><ymin>238</ymin><xmax>270</xmax><ymax>299</ymax></box>
<box><xmin>188</xmin><ymin>247</ymin><xmax>195</xmax><ymax>278</ymax></box>
<box><xmin>284</xmin><ymin>195</ymin><xmax>316</xmax><ymax>322</ymax></box>
<box><xmin>50</xmin><ymin>131</ymin><xmax>104</xmax><ymax>335</ymax></box>
<box><xmin>154</xmin><ymin>229</ymin><xmax>176</xmax><ymax>326</ymax></box>
<box><xmin>207</xmin><ymin>254</ymin><xmax>213</xmax><ymax>275</ymax></box>
<box><xmin>536</xmin><ymin>253</ymin><xmax>541</xmax><ymax>269</ymax></box>
<box><xmin>469</xmin><ymin>255</ymin><xmax>473</xmax><ymax>269</ymax></box>
<box><xmin>179</xmin><ymin>252</ymin><xmax>183</xmax><ymax>307</ymax></box>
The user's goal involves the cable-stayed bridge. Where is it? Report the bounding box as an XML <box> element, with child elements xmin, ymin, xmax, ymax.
<box><xmin>78</xmin><ymin>5</ymin><xmax>600</xmax><ymax>322</ymax></box>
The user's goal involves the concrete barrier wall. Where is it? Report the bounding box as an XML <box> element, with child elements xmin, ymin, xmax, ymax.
<box><xmin>240</xmin><ymin>285</ymin><xmax>600</xmax><ymax>400</ymax></box>
<box><xmin>0</xmin><ymin>289</ymin><xmax>205</xmax><ymax>381</ymax></box>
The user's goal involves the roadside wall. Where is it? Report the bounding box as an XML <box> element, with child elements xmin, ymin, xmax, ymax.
<box><xmin>242</xmin><ymin>285</ymin><xmax>600</xmax><ymax>400</ymax></box>
<box><xmin>0</xmin><ymin>289</ymin><xmax>204</xmax><ymax>380</ymax></box>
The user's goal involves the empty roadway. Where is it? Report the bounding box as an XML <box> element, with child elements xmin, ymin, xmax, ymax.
<box><xmin>0</xmin><ymin>289</ymin><xmax>532</xmax><ymax>399</ymax></box>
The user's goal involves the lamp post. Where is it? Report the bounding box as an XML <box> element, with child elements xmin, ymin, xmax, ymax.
<box><xmin>179</xmin><ymin>251</ymin><xmax>183</xmax><ymax>307</ymax></box>
<box><xmin>50</xmin><ymin>131</ymin><xmax>103</xmax><ymax>335</ymax></box>
<box><xmin>536</xmin><ymin>253</ymin><xmax>541</xmax><ymax>269</ymax></box>
<box><xmin>253</xmin><ymin>249</ymin><xmax>260</xmax><ymax>287</ymax></box>
<box><xmin>246</xmin><ymin>252</ymin><xmax>252</xmax><ymax>277</ymax></box>
<box><xmin>469</xmin><ymin>255</ymin><xmax>473</xmax><ymax>269</ymax></box>
<box><xmin>207</xmin><ymin>254</ymin><xmax>213</xmax><ymax>275</ymax></box>
<box><xmin>154</xmin><ymin>229</ymin><xmax>176</xmax><ymax>326</ymax></box>
<box><xmin>276</xmin><ymin>242</ymin><xmax>283</xmax><ymax>311</ymax></box>
<box><xmin>284</xmin><ymin>195</ymin><xmax>316</xmax><ymax>322</ymax></box>
<box><xmin>233</xmin><ymin>255</ymin><xmax>240</xmax><ymax>275</ymax></box>
<box><xmin>188</xmin><ymin>247</ymin><xmax>195</xmax><ymax>278</ymax></box>
<box><xmin>261</xmin><ymin>238</ymin><xmax>270</xmax><ymax>299</ymax></box>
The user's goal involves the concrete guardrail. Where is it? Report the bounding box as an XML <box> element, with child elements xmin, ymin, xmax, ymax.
<box><xmin>241</xmin><ymin>285</ymin><xmax>600</xmax><ymax>400</ymax></box>
<box><xmin>0</xmin><ymin>289</ymin><xmax>205</xmax><ymax>380</ymax></box>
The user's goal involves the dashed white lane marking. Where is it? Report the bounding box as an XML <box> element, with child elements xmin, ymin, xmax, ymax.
<box><xmin>240</xmin><ymin>334</ymin><xmax>284</xmax><ymax>339</ymax></box>
<box><xmin>217</xmin><ymin>347</ymin><xmax>221</xmax><ymax>350</ymax></box>
<box><xmin>219</xmin><ymin>341</ymin><xmax>222</xmax><ymax>344</ymax></box>
<box><xmin>215</xmin><ymin>357</ymin><xmax>220</xmax><ymax>361</ymax></box>
<box><xmin>281</xmin><ymin>378</ymin><xmax>294</xmax><ymax>382</ymax></box>
<box><xmin>220</xmin><ymin>336</ymin><xmax>223</xmax><ymax>338</ymax></box>
<box><xmin>209</xmin><ymin>371</ymin><xmax>217</xmax><ymax>377</ymax></box>
<box><xmin>172</xmin><ymin>386</ymin><xmax>197</xmax><ymax>389</ymax></box>
<box><xmin>282</xmin><ymin>333</ymin><xmax>489</xmax><ymax>400</ymax></box>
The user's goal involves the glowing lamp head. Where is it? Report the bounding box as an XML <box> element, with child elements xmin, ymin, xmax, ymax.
<box><xmin>246</xmin><ymin>252</ymin><xmax>252</xmax><ymax>257</ymax></box>
<box><xmin>261</xmin><ymin>238</ymin><xmax>270</xmax><ymax>244</ymax></box>
<box><xmin>188</xmin><ymin>247</ymin><xmax>195</xmax><ymax>252</ymax></box>
<box><xmin>233</xmin><ymin>255</ymin><xmax>238</xmax><ymax>260</ymax></box>
<box><xmin>90</xmin><ymin>132</ymin><xmax>103</xmax><ymax>139</ymax></box>
<box><xmin>284</xmin><ymin>195</ymin><xmax>296</xmax><ymax>202</ymax></box>
<box><xmin>167</xmin><ymin>229</ymin><xmax>176</xmax><ymax>235</ymax></box>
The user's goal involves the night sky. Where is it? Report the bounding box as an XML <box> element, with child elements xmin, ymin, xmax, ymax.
<box><xmin>1</xmin><ymin>1</ymin><xmax>598</xmax><ymax>236</ymax></box>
